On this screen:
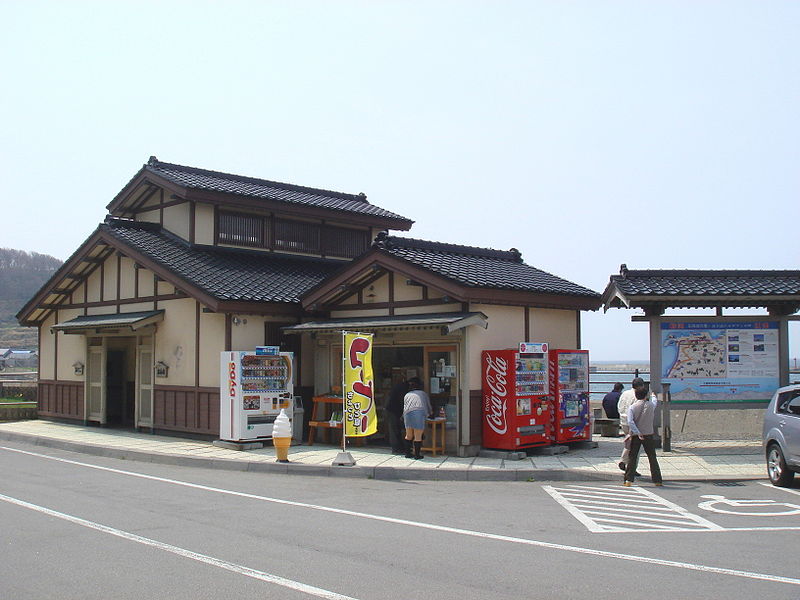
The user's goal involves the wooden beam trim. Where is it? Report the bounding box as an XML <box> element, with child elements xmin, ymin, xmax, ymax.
<box><xmin>189</xmin><ymin>200</ymin><xmax>196</xmax><ymax>245</ymax></box>
<box><xmin>40</xmin><ymin>292</ymin><xmax>188</xmax><ymax>311</ymax></box>
<box><xmin>116</xmin><ymin>254</ymin><xmax>121</xmax><ymax>313</ymax></box>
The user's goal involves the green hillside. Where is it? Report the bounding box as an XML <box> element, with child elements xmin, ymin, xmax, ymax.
<box><xmin>0</xmin><ymin>248</ymin><xmax>63</xmax><ymax>349</ymax></box>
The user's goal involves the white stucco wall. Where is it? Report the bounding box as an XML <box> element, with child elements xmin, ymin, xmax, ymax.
<box><xmin>195</xmin><ymin>203</ymin><xmax>215</xmax><ymax>245</ymax></box>
<box><xmin>530</xmin><ymin>308</ymin><xmax>578</xmax><ymax>349</ymax></box>
<box><xmin>199</xmin><ymin>311</ymin><xmax>225</xmax><ymax>388</ymax></box>
<box><xmin>55</xmin><ymin>308</ymin><xmax>86</xmax><ymax>382</ymax></box>
<box><xmin>230</xmin><ymin>315</ymin><xmax>267</xmax><ymax>351</ymax></box>
<box><xmin>466</xmin><ymin>304</ymin><xmax>525</xmax><ymax>389</ymax></box>
<box><xmin>39</xmin><ymin>313</ymin><xmax>56</xmax><ymax>380</ymax></box>
<box><xmin>153</xmin><ymin>298</ymin><xmax>197</xmax><ymax>386</ymax></box>
<box><xmin>162</xmin><ymin>203</ymin><xmax>190</xmax><ymax>241</ymax></box>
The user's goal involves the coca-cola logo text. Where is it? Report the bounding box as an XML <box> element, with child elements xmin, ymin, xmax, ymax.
<box><xmin>484</xmin><ymin>354</ymin><xmax>508</xmax><ymax>435</ymax></box>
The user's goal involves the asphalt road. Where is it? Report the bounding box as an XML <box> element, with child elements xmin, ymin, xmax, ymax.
<box><xmin>1</xmin><ymin>440</ymin><xmax>799</xmax><ymax>600</ymax></box>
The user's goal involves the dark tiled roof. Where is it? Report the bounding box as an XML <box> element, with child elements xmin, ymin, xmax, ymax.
<box><xmin>141</xmin><ymin>157</ymin><xmax>412</xmax><ymax>224</ymax></box>
<box><xmin>103</xmin><ymin>219</ymin><xmax>342</xmax><ymax>303</ymax></box>
<box><xmin>608</xmin><ymin>265</ymin><xmax>800</xmax><ymax>297</ymax></box>
<box><xmin>374</xmin><ymin>234</ymin><xmax>599</xmax><ymax>297</ymax></box>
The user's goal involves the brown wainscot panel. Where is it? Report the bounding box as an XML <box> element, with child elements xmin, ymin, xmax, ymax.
<box><xmin>38</xmin><ymin>380</ymin><xmax>85</xmax><ymax>421</ymax></box>
<box><xmin>153</xmin><ymin>386</ymin><xmax>220</xmax><ymax>436</ymax></box>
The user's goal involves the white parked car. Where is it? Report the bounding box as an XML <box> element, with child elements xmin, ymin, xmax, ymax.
<box><xmin>763</xmin><ymin>384</ymin><xmax>800</xmax><ymax>486</ymax></box>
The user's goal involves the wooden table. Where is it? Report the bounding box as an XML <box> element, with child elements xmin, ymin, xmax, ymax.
<box><xmin>421</xmin><ymin>418</ymin><xmax>446</xmax><ymax>456</ymax></box>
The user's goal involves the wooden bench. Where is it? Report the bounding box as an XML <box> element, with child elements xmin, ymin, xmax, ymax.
<box><xmin>307</xmin><ymin>396</ymin><xmax>363</xmax><ymax>446</ymax></box>
<box><xmin>595</xmin><ymin>418</ymin><xmax>620</xmax><ymax>437</ymax></box>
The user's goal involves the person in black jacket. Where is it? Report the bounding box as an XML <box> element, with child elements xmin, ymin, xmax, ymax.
<box><xmin>602</xmin><ymin>382</ymin><xmax>624</xmax><ymax>419</ymax></box>
<box><xmin>386</xmin><ymin>378</ymin><xmax>409</xmax><ymax>454</ymax></box>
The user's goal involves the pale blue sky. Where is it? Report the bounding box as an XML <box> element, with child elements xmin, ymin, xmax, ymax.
<box><xmin>2</xmin><ymin>1</ymin><xmax>798</xmax><ymax>360</ymax></box>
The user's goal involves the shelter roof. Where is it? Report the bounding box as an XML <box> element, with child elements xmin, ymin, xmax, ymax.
<box><xmin>602</xmin><ymin>264</ymin><xmax>800</xmax><ymax>314</ymax></box>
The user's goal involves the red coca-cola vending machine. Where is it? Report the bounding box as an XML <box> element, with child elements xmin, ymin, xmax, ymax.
<box><xmin>482</xmin><ymin>344</ymin><xmax>552</xmax><ymax>450</ymax></box>
<box><xmin>549</xmin><ymin>348</ymin><xmax>591</xmax><ymax>443</ymax></box>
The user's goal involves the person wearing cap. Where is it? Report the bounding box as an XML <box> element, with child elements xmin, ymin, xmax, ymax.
<box><xmin>402</xmin><ymin>377</ymin><xmax>433</xmax><ymax>459</ymax></box>
<box><xmin>617</xmin><ymin>377</ymin><xmax>646</xmax><ymax>472</ymax></box>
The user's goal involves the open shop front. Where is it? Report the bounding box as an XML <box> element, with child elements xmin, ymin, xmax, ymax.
<box><xmin>283</xmin><ymin>312</ymin><xmax>487</xmax><ymax>455</ymax></box>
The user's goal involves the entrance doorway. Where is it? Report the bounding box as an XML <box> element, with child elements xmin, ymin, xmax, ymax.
<box><xmin>85</xmin><ymin>336</ymin><xmax>141</xmax><ymax>429</ymax></box>
<box><xmin>106</xmin><ymin>349</ymin><xmax>134</xmax><ymax>427</ymax></box>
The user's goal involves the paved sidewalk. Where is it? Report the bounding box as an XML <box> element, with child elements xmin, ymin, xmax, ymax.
<box><xmin>0</xmin><ymin>419</ymin><xmax>766</xmax><ymax>482</ymax></box>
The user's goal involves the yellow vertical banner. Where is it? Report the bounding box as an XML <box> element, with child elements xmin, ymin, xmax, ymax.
<box><xmin>343</xmin><ymin>332</ymin><xmax>377</xmax><ymax>437</ymax></box>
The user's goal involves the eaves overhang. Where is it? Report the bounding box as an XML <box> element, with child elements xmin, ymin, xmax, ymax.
<box><xmin>51</xmin><ymin>310</ymin><xmax>165</xmax><ymax>334</ymax></box>
<box><xmin>282</xmin><ymin>311</ymin><xmax>488</xmax><ymax>335</ymax></box>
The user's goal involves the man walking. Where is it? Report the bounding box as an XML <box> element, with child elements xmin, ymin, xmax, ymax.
<box><xmin>617</xmin><ymin>377</ymin><xmax>645</xmax><ymax>472</ymax></box>
<box><xmin>623</xmin><ymin>387</ymin><xmax>663</xmax><ymax>486</ymax></box>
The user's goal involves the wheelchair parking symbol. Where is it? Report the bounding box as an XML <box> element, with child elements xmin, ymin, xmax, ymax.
<box><xmin>698</xmin><ymin>494</ymin><xmax>800</xmax><ymax>516</ymax></box>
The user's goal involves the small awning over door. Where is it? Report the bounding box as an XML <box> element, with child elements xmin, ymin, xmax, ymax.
<box><xmin>281</xmin><ymin>311</ymin><xmax>488</xmax><ymax>335</ymax></box>
<box><xmin>51</xmin><ymin>310</ymin><xmax>165</xmax><ymax>334</ymax></box>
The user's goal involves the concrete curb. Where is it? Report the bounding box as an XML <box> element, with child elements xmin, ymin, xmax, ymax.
<box><xmin>0</xmin><ymin>430</ymin><xmax>767</xmax><ymax>483</ymax></box>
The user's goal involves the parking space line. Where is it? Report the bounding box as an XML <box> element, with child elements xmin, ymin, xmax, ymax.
<box><xmin>544</xmin><ymin>484</ymin><xmax>724</xmax><ymax>533</ymax></box>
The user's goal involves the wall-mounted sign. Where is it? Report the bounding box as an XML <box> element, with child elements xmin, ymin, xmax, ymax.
<box><xmin>155</xmin><ymin>361</ymin><xmax>169</xmax><ymax>378</ymax></box>
<box><xmin>519</xmin><ymin>342</ymin><xmax>548</xmax><ymax>354</ymax></box>
<box><xmin>661</xmin><ymin>321</ymin><xmax>779</xmax><ymax>403</ymax></box>
<box><xmin>255</xmin><ymin>346</ymin><xmax>280</xmax><ymax>356</ymax></box>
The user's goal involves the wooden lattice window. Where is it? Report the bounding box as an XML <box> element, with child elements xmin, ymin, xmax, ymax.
<box><xmin>274</xmin><ymin>219</ymin><xmax>320</xmax><ymax>253</ymax></box>
<box><xmin>321</xmin><ymin>226</ymin><xmax>369</xmax><ymax>258</ymax></box>
<box><xmin>218</xmin><ymin>211</ymin><xmax>264</xmax><ymax>247</ymax></box>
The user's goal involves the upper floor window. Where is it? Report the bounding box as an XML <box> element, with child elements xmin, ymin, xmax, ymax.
<box><xmin>274</xmin><ymin>219</ymin><xmax>320</xmax><ymax>253</ymax></box>
<box><xmin>321</xmin><ymin>226</ymin><xmax>369</xmax><ymax>258</ymax></box>
<box><xmin>216</xmin><ymin>210</ymin><xmax>369</xmax><ymax>258</ymax></box>
<box><xmin>218</xmin><ymin>211</ymin><xmax>264</xmax><ymax>247</ymax></box>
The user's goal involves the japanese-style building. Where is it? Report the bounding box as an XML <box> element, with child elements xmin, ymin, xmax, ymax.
<box><xmin>18</xmin><ymin>157</ymin><xmax>600</xmax><ymax>455</ymax></box>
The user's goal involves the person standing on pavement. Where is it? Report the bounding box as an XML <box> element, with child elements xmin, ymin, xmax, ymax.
<box><xmin>617</xmin><ymin>377</ymin><xmax>646</xmax><ymax>472</ymax></box>
<box><xmin>623</xmin><ymin>387</ymin><xmax>663</xmax><ymax>486</ymax></box>
<box><xmin>403</xmin><ymin>377</ymin><xmax>433</xmax><ymax>460</ymax></box>
<box><xmin>386</xmin><ymin>377</ymin><xmax>409</xmax><ymax>454</ymax></box>
<box><xmin>602</xmin><ymin>382</ymin><xmax>624</xmax><ymax>419</ymax></box>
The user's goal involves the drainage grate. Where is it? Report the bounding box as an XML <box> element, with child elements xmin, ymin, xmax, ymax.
<box><xmin>714</xmin><ymin>481</ymin><xmax>745</xmax><ymax>487</ymax></box>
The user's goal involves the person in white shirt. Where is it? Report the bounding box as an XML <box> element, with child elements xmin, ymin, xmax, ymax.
<box><xmin>624</xmin><ymin>387</ymin><xmax>663</xmax><ymax>486</ymax></box>
<box><xmin>617</xmin><ymin>377</ymin><xmax>646</xmax><ymax>472</ymax></box>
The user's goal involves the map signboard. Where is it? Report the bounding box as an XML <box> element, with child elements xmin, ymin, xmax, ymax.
<box><xmin>661</xmin><ymin>321</ymin><xmax>779</xmax><ymax>403</ymax></box>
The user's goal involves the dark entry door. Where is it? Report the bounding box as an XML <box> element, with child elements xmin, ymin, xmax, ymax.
<box><xmin>105</xmin><ymin>350</ymin><xmax>131</xmax><ymax>427</ymax></box>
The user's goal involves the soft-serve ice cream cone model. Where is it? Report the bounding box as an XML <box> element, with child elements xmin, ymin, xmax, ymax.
<box><xmin>272</xmin><ymin>408</ymin><xmax>292</xmax><ymax>462</ymax></box>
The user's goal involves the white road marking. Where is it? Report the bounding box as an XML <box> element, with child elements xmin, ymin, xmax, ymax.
<box><xmin>0</xmin><ymin>492</ymin><xmax>358</xmax><ymax>600</ymax></box>
<box><xmin>543</xmin><ymin>484</ymin><xmax>724</xmax><ymax>533</ymax></box>
<box><xmin>698</xmin><ymin>494</ymin><xmax>800</xmax><ymax>516</ymax></box>
<box><xmin>3</xmin><ymin>445</ymin><xmax>800</xmax><ymax>588</ymax></box>
<box><xmin>758</xmin><ymin>482</ymin><xmax>800</xmax><ymax>497</ymax></box>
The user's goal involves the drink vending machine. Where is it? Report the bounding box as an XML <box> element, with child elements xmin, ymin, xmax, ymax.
<box><xmin>549</xmin><ymin>348</ymin><xmax>591</xmax><ymax>443</ymax></box>
<box><xmin>482</xmin><ymin>343</ymin><xmax>553</xmax><ymax>450</ymax></box>
<box><xmin>220</xmin><ymin>346</ymin><xmax>294</xmax><ymax>442</ymax></box>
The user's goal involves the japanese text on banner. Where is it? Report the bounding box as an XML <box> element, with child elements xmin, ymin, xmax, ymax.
<box><xmin>343</xmin><ymin>332</ymin><xmax>377</xmax><ymax>437</ymax></box>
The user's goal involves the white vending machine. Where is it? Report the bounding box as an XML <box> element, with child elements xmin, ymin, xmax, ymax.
<box><xmin>220</xmin><ymin>346</ymin><xmax>294</xmax><ymax>442</ymax></box>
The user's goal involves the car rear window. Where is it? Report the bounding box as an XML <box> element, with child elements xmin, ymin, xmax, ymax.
<box><xmin>777</xmin><ymin>389</ymin><xmax>800</xmax><ymax>416</ymax></box>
